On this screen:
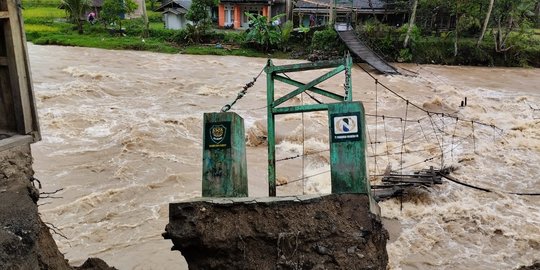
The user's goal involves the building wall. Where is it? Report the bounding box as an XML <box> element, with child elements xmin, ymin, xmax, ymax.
<box><xmin>218</xmin><ymin>4</ymin><xmax>225</xmax><ymax>26</ymax></box>
<box><xmin>164</xmin><ymin>13</ymin><xmax>184</xmax><ymax>30</ymax></box>
<box><xmin>218</xmin><ymin>3</ymin><xmax>287</xmax><ymax>29</ymax></box>
<box><xmin>218</xmin><ymin>4</ymin><xmax>236</xmax><ymax>28</ymax></box>
<box><xmin>234</xmin><ymin>5</ymin><xmax>241</xmax><ymax>29</ymax></box>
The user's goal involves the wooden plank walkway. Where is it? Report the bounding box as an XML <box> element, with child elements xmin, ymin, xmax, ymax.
<box><xmin>335</xmin><ymin>25</ymin><xmax>399</xmax><ymax>75</ymax></box>
<box><xmin>371</xmin><ymin>166</ymin><xmax>444</xmax><ymax>201</ymax></box>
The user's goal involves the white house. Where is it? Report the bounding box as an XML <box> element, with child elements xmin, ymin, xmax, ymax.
<box><xmin>155</xmin><ymin>0</ymin><xmax>192</xmax><ymax>30</ymax></box>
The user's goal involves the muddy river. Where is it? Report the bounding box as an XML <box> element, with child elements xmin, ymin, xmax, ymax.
<box><xmin>28</xmin><ymin>44</ymin><xmax>540</xmax><ymax>269</ymax></box>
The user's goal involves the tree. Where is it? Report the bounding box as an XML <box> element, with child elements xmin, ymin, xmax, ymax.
<box><xmin>101</xmin><ymin>0</ymin><xmax>138</xmax><ymax>31</ymax></box>
<box><xmin>62</xmin><ymin>0</ymin><xmax>90</xmax><ymax>34</ymax></box>
<box><xmin>536</xmin><ymin>2</ymin><xmax>540</xmax><ymax>28</ymax></box>
<box><xmin>403</xmin><ymin>0</ymin><xmax>418</xmax><ymax>48</ymax></box>
<box><xmin>453</xmin><ymin>0</ymin><xmax>461</xmax><ymax>57</ymax></box>
<box><xmin>149</xmin><ymin>0</ymin><xmax>158</xmax><ymax>10</ymax></box>
<box><xmin>186</xmin><ymin>0</ymin><xmax>217</xmax><ymax>25</ymax></box>
<box><xmin>244</xmin><ymin>13</ymin><xmax>284</xmax><ymax>52</ymax></box>
<box><xmin>184</xmin><ymin>0</ymin><xmax>217</xmax><ymax>43</ymax></box>
<box><xmin>477</xmin><ymin>0</ymin><xmax>494</xmax><ymax>46</ymax></box>
<box><xmin>141</xmin><ymin>0</ymin><xmax>149</xmax><ymax>38</ymax></box>
<box><xmin>492</xmin><ymin>0</ymin><xmax>536</xmax><ymax>52</ymax></box>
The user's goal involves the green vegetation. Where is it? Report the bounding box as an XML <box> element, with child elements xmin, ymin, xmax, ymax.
<box><xmin>21</xmin><ymin>7</ymin><xmax>64</xmax><ymax>19</ymax></box>
<box><xmin>185</xmin><ymin>0</ymin><xmax>217</xmax><ymax>42</ymax></box>
<box><xmin>20</xmin><ymin>0</ymin><xmax>540</xmax><ymax>66</ymax></box>
<box><xmin>61</xmin><ymin>0</ymin><xmax>90</xmax><ymax>34</ymax></box>
<box><xmin>21</xmin><ymin>0</ymin><xmax>267</xmax><ymax>57</ymax></box>
<box><xmin>244</xmin><ymin>13</ymin><xmax>284</xmax><ymax>52</ymax></box>
<box><xmin>101</xmin><ymin>0</ymin><xmax>138</xmax><ymax>31</ymax></box>
<box><xmin>357</xmin><ymin>21</ymin><xmax>540</xmax><ymax>67</ymax></box>
<box><xmin>186</xmin><ymin>0</ymin><xmax>217</xmax><ymax>25</ymax></box>
<box><xmin>356</xmin><ymin>0</ymin><xmax>540</xmax><ymax>67</ymax></box>
<box><xmin>31</xmin><ymin>33</ymin><xmax>180</xmax><ymax>53</ymax></box>
<box><xmin>311</xmin><ymin>28</ymin><xmax>344</xmax><ymax>52</ymax></box>
<box><xmin>182</xmin><ymin>45</ymin><xmax>264</xmax><ymax>57</ymax></box>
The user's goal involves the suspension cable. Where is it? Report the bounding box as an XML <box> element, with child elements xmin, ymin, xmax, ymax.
<box><xmin>355</xmin><ymin>62</ymin><xmax>505</xmax><ymax>134</ymax></box>
<box><xmin>220</xmin><ymin>64</ymin><xmax>266</xmax><ymax>112</ymax></box>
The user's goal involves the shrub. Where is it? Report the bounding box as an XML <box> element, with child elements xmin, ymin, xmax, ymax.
<box><xmin>147</xmin><ymin>11</ymin><xmax>162</xmax><ymax>23</ymax></box>
<box><xmin>148</xmin><ymin>28</ymin><xmax>181</xmax><ymax>41</ymax></box>
<box><xmin>244</xmin><ymin>13</ymin><xmax>283</xmax><ymax>52</ymax></box>
<box><xmin>311</xmin><ymin>27</ymin><xmax>341</xmax><ymax>51</ymax></box>
<box><xmin>222</xmin><ymin>31</ymin><xmax>245</xmax><ymax>44</ymax></box>
<box><xmin>281</xmin><ymin>20</ymin><xmax>293</xmax><ymax>44</ymax></box>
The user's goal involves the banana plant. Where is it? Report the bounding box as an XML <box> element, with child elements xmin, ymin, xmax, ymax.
<box><xmin>244</xmin><ymin>13</ymin><xmax>284</xmax><ymax>52</ymax></box>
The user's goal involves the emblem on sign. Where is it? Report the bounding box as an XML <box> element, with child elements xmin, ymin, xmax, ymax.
<box><xmin>334</xmin><ymin>116</ymin><xmax>358</xmax><ymax>134</ymax></box>
<box><xmin>210</xmin><ymin>124</ymin><xmax>226</xmax><ymax>144</ymax></box>
<box><xmin>331</xmin><ymin>113</ymin><xmax>361</xmax><ymax>142</ymax></box>
<box><xmin>205</xmin><ymin>121</ymin><xmax>231</xmax><ymax>149</ymax></box>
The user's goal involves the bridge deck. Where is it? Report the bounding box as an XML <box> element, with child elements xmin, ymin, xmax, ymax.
<box><xmin>335</xmin><ymin>25</ymin><xmax>399</xmax><ymax>75</ymax></box>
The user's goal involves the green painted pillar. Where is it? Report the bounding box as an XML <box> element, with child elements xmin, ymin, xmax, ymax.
<box><xmin>266</xmin><ymin>59</ymin><xmax>276</xmax><ymax>197</ymax></box>
<box><xmin>202</xmin><ymin>112</ymin><xmax>248</xmax><ymax>197</ymax></box>
<box><xmin>328</xmin><ymin>102</ymin><xmax>370</xmax><ymax>194</ymax></box>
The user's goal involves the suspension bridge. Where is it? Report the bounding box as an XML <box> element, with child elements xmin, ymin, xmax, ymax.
<box><xmin>335</xmin><ymin>23</ymin><xmax>400</xmax><ymax>75</ymax></box>
<box><xmin>218</xmin><ymin>54</ymin><xmax>540</xmax><ymax>199</ymax></box>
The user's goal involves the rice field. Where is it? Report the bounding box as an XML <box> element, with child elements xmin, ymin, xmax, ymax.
<box><xmin>22</xmin><ymin>7</ymin><xmax>65</xmax><ymax>19</ymax></box>
<box><xmin>24</xmin><ymin>24</ymin><xmax>60</xmax><ymax>32</ymax></box>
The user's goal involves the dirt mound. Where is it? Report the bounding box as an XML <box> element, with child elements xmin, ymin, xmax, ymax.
<box><xmin>164</xmin><ymin>194</ymin><xmax>388</xmax><ymax>269</ymax></box>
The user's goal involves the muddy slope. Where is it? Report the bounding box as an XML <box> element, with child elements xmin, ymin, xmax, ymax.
<box><xmin>164</xmin><ymin>194</ymin><xmax>388</xmax><ymax>269</ymax></box>
<box><xmin>0</xmin><ymin>145</ymin><xmax>113</xmax><ymax>269</ymax></box>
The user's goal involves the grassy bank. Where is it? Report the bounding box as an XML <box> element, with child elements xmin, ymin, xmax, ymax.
<box><xmin>21</xmin><ymin>0</ymin><xmax>273</xmax><ymax>57</ymax></box>
<box><xmin>22</xmin><ymin>0</ymin><xmax>540</xmax><ymax>67</ymax></box>
<box><xmin>310</xmin><ymin>26</ymin><xmax>540</xmax><ymax>67</ymax></box>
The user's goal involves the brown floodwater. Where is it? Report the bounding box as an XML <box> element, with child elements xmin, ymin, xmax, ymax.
<box><xmin>28</xmin><ymin>44</ymin><xmax>540</xmax><ymax>269</ymax></box>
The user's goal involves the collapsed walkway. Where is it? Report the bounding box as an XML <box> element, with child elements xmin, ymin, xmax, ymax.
<box><xmin>335</xmin><ymin>24</ymin><xmax>399</xmax><ymax>75</ymax></box>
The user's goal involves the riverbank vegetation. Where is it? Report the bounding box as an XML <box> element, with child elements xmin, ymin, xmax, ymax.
<box><xmin>358</xmin><ymin>0</ymin><xmax>540</xmax><ymax>67</ymax></box>
<box><xmin>21</xmin><ymin>0</ymin><xmax>540</xmax><ymax>67</ymax></box>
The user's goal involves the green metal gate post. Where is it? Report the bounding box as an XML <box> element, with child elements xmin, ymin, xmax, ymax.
<box><xmin>202</xmin><ymin>112</ymin><xmax>248</xmax><ymax>197</ymax></box>
<box><xmin>266</xmin><ymin>59</ymin><xmax>277</xmax><ymax>197</ymax></box>
<box><xmin>265</xmin><ymin>55</ymin><xmax>355</xmax><ymax>196</ymax></box>
<box><xmin>328</xmin><ymin>102</ymin><xmax>369</xmax><ymax>193</ymax></box>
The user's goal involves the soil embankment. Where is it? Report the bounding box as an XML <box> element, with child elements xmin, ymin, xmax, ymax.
<box><xmin>164</xmin><ymin>194</ymin><xmax>388</xmax><ymax>269</ymax></box>
<box><xmin>0</xmin><ymin>144</ymin><xmax>114</xmax><ymax>269</ymax></box>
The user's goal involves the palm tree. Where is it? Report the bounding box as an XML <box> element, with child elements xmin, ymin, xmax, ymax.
<box><xmin>62</xmin><ymin>0</ymin><xmax>90</xmax><ymax>34</ymax></box>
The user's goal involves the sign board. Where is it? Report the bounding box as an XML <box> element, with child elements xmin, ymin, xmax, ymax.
<box><xmin>205</xmin><ymin>122</ymin><xmax>231</xmax><ymax>149</ymax></box>
<box><xmin>328</xmin><ymin>102</ymin><xmax>369</xmax><ymax>194</ymax></box>
<box><xmin>330</xmin><ymin>113</ymin><xmax>361</xmax><ymax>142</ymax></box>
